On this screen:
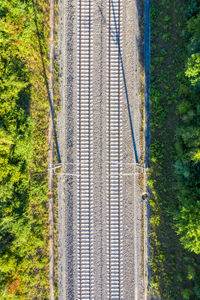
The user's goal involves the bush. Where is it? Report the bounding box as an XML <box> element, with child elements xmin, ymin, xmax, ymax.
<box><xmin>0</xmin><ymin>0</ymin><xmax>50</xmax><ymax>298</ymax></box>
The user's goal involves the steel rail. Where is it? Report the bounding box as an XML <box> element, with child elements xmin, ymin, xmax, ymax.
<box><xmin>77</xmin><ymin>1</ymin><xmax>94</xmax><ymax>299</ymax></box>
<box><xmin>106</xmin><ymin>0</ymin><xmax>123</xmax><ymax>298</ymax></box>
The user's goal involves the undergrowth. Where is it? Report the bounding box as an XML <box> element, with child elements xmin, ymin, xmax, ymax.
<box><xmin>149</xmin><ymin>0</ymin><xmax>200</xmax><ymax>299</ymax></box>
<box><xmin>0</xmin><ymin>0</ymin><xmax>55</xmax><ymax>298</ymax></box>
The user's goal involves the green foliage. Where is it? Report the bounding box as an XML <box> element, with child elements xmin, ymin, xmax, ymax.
<box><xmin>186</xmin><ymin>53</ymin><xmax>200</xmax><ymax>84</ymax></box>
<box><xmin>150</xmin><ymin>0</ymin><xmax>200</xmax><ymax>298</ymax></box>
<box><xmin>173</xmin><ymin>3</ymin><xmax>200</xmax><ymax>255</ymax></box>
<box><xmin>0</xmin><ymin>0</ymin><xmax>50</xmax><ymax>298</ymax></box>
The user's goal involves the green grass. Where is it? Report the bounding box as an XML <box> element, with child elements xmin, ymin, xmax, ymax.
<box><xmin>0</xmin><ymin>0</ymin><xmax>52</xmax><ymax>298</ymax></box>
<box><xmin>149</xmin><ymin>0</ymin><xmax>200</xmax><ymax>299</ymax></box>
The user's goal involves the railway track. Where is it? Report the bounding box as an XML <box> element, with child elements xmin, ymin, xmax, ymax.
<box><xmin>106</xmin><ymin>0</ymin><xmax>123</xmax><ymax>299</ymax></box>
<box><xmin>58</xmin><ymin>0</ymin><xmax>145</xmax><ymax>298</ymax></box>
<box><xmin>77</xmin><ymin>0</ymin><xmax>94</xmax><ymax>299</ymax></box>
<box><xmin>77</xmin><ymin>1</ymin><xmax>123</xmax><ymax>298</ymax></box>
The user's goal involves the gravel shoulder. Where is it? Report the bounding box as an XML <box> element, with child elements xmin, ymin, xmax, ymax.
<box><xmin>122</xmin><ymin>1</ymin><xmax>145</xmax><ymax>299</ymax></box>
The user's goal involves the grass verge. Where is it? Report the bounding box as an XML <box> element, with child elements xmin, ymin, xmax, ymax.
<box><xmin>0</xmin><ymin>0</ymin><xmax>59</xmax><ymax>298</ymax></box>
<box><xmin>149</xmin><ymin>0</ymin><xmax>200</xmax><ymax>299</ymax></box>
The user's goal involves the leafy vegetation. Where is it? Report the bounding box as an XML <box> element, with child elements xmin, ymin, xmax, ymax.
<box><xmin>0</xmin><ymin>0</ymin><xmax>51</xmax><ymax>298</ymax></box>
<box><xmin>150</xmin><ymin>0</ymin><xmax>200</xmax><ymax>298</ymax></box>
<box><xmin>174</xmin><ymin>2</ymin><xmax>200</xmax><ymax>256</ymax></box>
